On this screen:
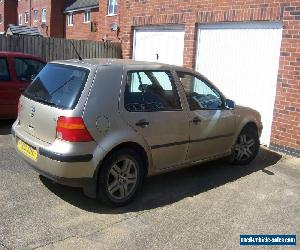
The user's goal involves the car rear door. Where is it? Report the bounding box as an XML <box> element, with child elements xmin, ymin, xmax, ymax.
<box><xmin>0</xmin><ymin>56</ymin><xmax>24</xmax><ymax>118</ymax></box>
<box><xmin>177</xmin><ymin>71</ymin><xmax>236</xmax><ymax>162</ymax></box>
<box><xmin>120</xmin><ymin>68</ymin><xmax>190</xmax><ymax>170</ymax></box>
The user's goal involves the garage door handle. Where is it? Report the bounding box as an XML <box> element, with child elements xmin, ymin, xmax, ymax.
<box><xmin>191</xmin><ymin>117</ymin><xmax>202</xmax><ymax>124</ymax></box>
<box><xmin>136</xmin><ymin>119</ymin><xmax>149</xmax><ymax>128</ymax></box>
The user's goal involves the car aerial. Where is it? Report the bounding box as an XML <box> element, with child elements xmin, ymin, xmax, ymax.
<box><xmin>12</xmin><ymin>59</ymin><xmax>263</xmax><ymax>207</ymax></box>
<box><xmin>0</xmin><ymin>51</ymin><xmax>46</xmax><ymax>119</ymax></box>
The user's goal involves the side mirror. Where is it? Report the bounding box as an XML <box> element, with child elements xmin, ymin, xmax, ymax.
<box><xmin>225</xmin><ymin>99</ymin><xmax>235</xmax><ymax>109</ymax></box>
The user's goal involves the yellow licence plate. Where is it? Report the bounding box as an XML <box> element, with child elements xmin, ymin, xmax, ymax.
<box><xmin>17</xmin><ymin>139</ymin><xmax>38</xmax><ymax>161</ymax></box>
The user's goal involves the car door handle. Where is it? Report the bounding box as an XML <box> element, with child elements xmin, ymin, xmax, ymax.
<box><xmin>19</xmin><ymin>88</ymin><xmax>25</xmax><ymax>92</ymax></box>
<box><xmin>135</xmin><ymin>119</ymin><xmax>149</xmax><ymax>128</ymax></box>
<box><xmin>191</xmin><ymin>117</ymin><xmax>202</xmax><ymax>124</ymax></box>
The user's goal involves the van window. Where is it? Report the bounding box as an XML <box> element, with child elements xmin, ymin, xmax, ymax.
<box><xmin>23</xmin><ymin>63</ymin><xmax>89</xmax><ymax>109</ymax></box>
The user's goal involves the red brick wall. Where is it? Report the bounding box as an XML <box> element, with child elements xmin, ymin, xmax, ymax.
<box><xmin>0</xmin><ymin>0</ymin><xmax>18</xmax><ymax>33</ymax></box>
<box><xmin>17</xmin><ymin>0</ymin><xmax>30</xmax><ymax>25</ymax></box>
<box><xmin>65</xmin><ymin>8</ymin><xmax>99</xmax><ymax>41</ymax></box>
<box><xmin>0</xmin><ymin>1</ymin><xmax>4</xmax><ymax>33</ymax></box>
<box><xmin>17</xmin><ymin>0</ymin><xmax>64</xmax><ymax>37</ymax></box>
<box><xmin>97</xmin><ymin>0</ymin><xmax>123</xmax><ymax>42</ymax></box>
<box><xmin>49</xmin><ymin>0</ymin><xmax>65</xmax><ymax>38</ymax></box>
<box><xmin>99</xmin><ymin>0</ymin><xmax>300</xmax><ymax>156</ymax></box>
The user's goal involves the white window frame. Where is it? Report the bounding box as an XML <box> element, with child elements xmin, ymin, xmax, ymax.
<box><xmin>33</xmin><ymin>10</ymin><xmax>38</xmax><ymax>22</ymax></box>
<box><xmin>67</xmin><ymin>12</ymin><xmax>73</xmax><ymax>26</ymax></box>
<box><xmin>19</xmin><ymin>14</ymin><xmax>22</xmax><ymax>25</ymax></box>
<box><xmin>83</xmin><ymin>10</ymin><xmax>91</xmax><ymax>23</ymax></box>
<box><xmin>107</xmin><ymin>0</ymin><xmax>117</xmax><ymax>16</ymax></box>
<box><xmin>41</xmin><ymin>8</ymin><xmax>46</xmax><ymax>23</ymax></box>
<box><xmin>24</xmin><ymin>12</ymin><xmax>29</xmax><ymax>23</ymax></box>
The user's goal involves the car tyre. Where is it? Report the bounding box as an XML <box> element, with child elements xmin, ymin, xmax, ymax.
<box><xmin>229</xmin><ymin>126</ymin><xmax>260</xmax><ymax>165</ymax></box>
<box><xmin>97</xmin><ymin>148</ymin><xmax>144</xmax><ymax>207</ymax></box>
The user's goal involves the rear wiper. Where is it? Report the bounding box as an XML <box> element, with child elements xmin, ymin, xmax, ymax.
<box><xmin>49</xmin><ymin>76</ymin><xmax>75</xmax><ymax>95</ymax></box>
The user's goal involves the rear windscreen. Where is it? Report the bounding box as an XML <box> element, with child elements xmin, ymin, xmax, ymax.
<box><xmin>23</xmin><ymin>63</ymin><xmax>90</xmax><ymax>109</ymax></box>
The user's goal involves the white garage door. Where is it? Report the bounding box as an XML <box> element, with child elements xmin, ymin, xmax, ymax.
<box><xmin>196</xmin><ymin>22</ymin><xmax>283</xmax><ymax>145</ymax></box>
<box><xmin>133</xmin><ymin>26</ymin><xmax>185</xmax><ymax>66</ymax></box>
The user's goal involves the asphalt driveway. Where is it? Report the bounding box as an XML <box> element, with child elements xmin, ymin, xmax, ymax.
<box><xmin>0</xmin><ymin>120</ymin><xmax>299</xmax><ymax>249</ymax></box>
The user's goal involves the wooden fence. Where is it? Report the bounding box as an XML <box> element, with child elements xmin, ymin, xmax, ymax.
<box><xmin>0</xmin><ymin>35</ymin><xmax>122</xmax><ymax>61</ymax></box>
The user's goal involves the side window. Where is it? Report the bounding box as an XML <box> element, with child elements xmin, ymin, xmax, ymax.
<box><xmin>177</xmin><ymin>72</ymin><xmax>223</xmax><ymax>110</ymax></box>
<box><xmin>125</xmin><ymin>71</ymin><xmax>182</xmax><ymax>112</ymax></box>
<box><xmin>14</xmin><ymin>58</ymin><xmax>45</xmax><ymax>82</ymax></box>
<box><xmin>0</xmin><ymin>58</ymin><xmax>10</xmax><ymax>81</ymax></box>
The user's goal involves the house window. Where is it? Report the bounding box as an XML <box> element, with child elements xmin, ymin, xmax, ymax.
<box><xmin>42</xmin><ymin>8</ymin><xmax>46</xmax><ymax>23</ymax></box>
<box><xmin>108</xmin><ymin>0</ymin><xmax>117</xmax><ymax>15</ymax></box>
<box><xmin>19</xmin><ymin>14</ymin><xmax>22</xmax><ymax>25</ymax></box>
<box><xmin>0</xmin><ymin>14</ymin><xmax>3</xmax><ymax>24</ymax></box>
<box><xmin>84</xmin><ymin>10</ymin><xmax>90</xmax><ymax>23</ymax></box>
<box><xmin>24</xmin><ymin>12</ymin><xmax>29</xmax><ymax>23</ymax></box>
<box><xmin>67</xmin><ymin>13</ymin><xmax>73</xmax><ymax>26</ymax></box>
<box><xmin>34</xmin><ymin>10</ymin><xmax>38</xmax><ymax>22</ymax></box>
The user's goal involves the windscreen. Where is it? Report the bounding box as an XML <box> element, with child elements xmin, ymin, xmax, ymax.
<box><xmin>23</xmin><ymin>63</ymin><xmax>90</xmax><ymax>109</ymax></box>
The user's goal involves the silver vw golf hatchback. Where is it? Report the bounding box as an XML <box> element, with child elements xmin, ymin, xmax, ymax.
<box><xmin>12</xmin><ymin>59</ymin><xmax>263</xmax><ymax>206</ymax></box>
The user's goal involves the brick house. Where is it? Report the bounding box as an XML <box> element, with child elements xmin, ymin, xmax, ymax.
<box><xmin>17</xmin><ymin>0</ymin><xmax>65</xmax><ymax>37</ymax></box>
<box><xmin>98</xmin><ymin>0</ymin><xmax>300</xmax><ymax>157</ymax></box>
<box><xmin>64</xmin><ymin>0</ymin><xmax>99</xmax><ymax>41</ymax></box>
<box><xmin>0</xmin><ymin>0</ymin><xmax>18</xmax><ymax>34</ymax></box>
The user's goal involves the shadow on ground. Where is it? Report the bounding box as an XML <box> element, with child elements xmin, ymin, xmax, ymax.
<box><xmin>40</xmin><ymin>147</ymin><xmax>282</xmax><ymax>214</ymax></box>
<box><xmin>0</xmin><ymin>120</ymin><xmax>14</xmax><ymax>135</ymax></box>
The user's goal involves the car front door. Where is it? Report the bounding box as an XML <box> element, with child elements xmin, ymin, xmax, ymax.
<box><xmin>177</xmin><ymin>71</ymin><xmax>236</xmax><ymax>162</ymax></box>
<box><xmin>120</xmin><ymin>69</ymin><xmax>190</xmax><ymax>170</ymax></box>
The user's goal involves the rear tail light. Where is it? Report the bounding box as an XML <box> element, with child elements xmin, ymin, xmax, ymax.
<box><xmin>56</xmin><ymin>117</ymin><xmax>93</xmax><ymax>142</ymax></box>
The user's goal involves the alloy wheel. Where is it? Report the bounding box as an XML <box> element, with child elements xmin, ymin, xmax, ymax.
<box><xmin>234</xmin><ymin>134</ymin><xmax>256</xmax><ymax>161</ymax></box>
<box><xmin>106</xmin><ymin>158</ymin><xmax>138</xmax><ymax>200</ymax></box>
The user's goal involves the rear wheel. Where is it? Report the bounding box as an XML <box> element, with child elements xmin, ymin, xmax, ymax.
<box><xmin>97</xmin><ymin>148</ymin><xmax>144</xmax><ymax>207</ymax></box>
<box><xmin>230</xmin><ymin>127</ymin><xmax>260</xmax><ymax>165</ymax></box>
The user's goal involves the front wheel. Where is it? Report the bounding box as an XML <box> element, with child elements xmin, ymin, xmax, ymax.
<box><xmin>230</xmin><ymin>127</ymin><xmax>260</xmax><ymax>165</ymax></box>
<box><xmin>97</xmin><ymin>148</ymin><xmax>144</xmax><ymax>207</ymax></box>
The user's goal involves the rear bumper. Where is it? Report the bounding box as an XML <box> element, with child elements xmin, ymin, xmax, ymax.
<box><xmin>11</xmin><ymin>122</ymin><xmax>98</xmax><ymax>182</ymax></box>
<box><xmin>26</xmin><ymin>161</ymin><xmax>90</xmax><ymax>188</ymax></box>
<box><xmin>12</xmin><ymin>123</ymin><xmax>100</xmax><ymax>198</ymax></box>
<box><xmin>39</xmin><ymin>148</ymin><xmax>93</xmax><ymax>163</ymax></box>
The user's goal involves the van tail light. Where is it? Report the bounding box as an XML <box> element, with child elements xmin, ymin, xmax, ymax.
<box><xmin>56</xmin><ymin>117</ymin><xmax>94</xmax><ymax>142</ymax></box>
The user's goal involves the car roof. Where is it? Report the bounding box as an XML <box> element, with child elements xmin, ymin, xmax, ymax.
<box><xmin>53</xmin><ymin>58</ymin><xmax>168</xmax><ymax>66</ymax></box>
<box><xmin>52</xmin><ymin>58</ymin><xmax>192</xmax><ymax>72</ymax></box>
<box><xmin>0</xmin><ymin>51</ymin><xmax>45</xmax><ymax>61</ymax></box>
<box><xmin>50</xmin><ymin>58</ymin><xmax>216</xmax><ymax>91</ymax></box>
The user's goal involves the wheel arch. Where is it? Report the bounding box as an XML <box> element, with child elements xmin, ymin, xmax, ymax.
<box><xmin>99</xmin><ymin>141</ymin><xmax>149</xmax><ymax>177</ymax></box>
<box><xmin>232</xmin><ymin>117</ymin><xmax>260</xmax><ymax>146</ymax></box>
<box><xmin>84</xmin><ymin>140</ymin><xmax>151</xmax><ymax>199</ymax></box>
